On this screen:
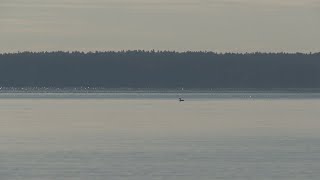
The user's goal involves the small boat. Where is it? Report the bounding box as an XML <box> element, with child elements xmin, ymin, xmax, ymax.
<box><xmin>179</xmin><ymin>98</ymin><xmax>185</xmax><ymax>102</ymax></box>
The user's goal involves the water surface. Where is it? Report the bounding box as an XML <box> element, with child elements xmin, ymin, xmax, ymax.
<box><xmin>0</xmin><ymin>93</ymin><xmax>320</xmax><ymax>180</ymax></box>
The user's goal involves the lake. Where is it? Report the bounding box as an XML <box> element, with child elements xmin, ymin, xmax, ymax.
<box><xmin>0</xmin><ymin>93</ymin><xmax>320</xmax><ymax>180</ymax></box>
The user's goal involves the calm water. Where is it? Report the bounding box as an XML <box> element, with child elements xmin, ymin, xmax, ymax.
<box><xmin>1</xmin><ymin>93</ymin><xmax>320</xmax><ymax>180</ymax></box>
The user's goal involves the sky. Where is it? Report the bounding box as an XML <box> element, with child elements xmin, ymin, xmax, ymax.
<box><xmin>1</xmin><ymin>0</ymin><xmax>320</xmax><ymax>53</ymax></box>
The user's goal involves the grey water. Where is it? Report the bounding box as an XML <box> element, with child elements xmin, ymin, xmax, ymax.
<box><xmin>1</xmin><ymin>92</ymin><xmax>320</xmax><ymax>180</ymax></box>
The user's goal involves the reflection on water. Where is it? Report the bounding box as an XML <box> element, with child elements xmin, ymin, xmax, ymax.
<box><xmin>0</xmin><ymin>94</ymin><xmax>320</xmax><ymax>180</ymax></box>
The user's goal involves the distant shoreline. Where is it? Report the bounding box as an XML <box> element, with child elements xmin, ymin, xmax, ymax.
<box><xmin>1</xmin><ymin>52</ymin><xmax>320</xmax><ymax>88</ymax></box>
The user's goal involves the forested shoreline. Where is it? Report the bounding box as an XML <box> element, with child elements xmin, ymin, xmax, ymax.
<box><xmin>0</xmin><ymin>51</ymin><xmax>319</xmax><ymax>88</ymax></box>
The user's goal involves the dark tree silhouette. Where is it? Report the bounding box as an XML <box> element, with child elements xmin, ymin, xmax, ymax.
<box><xmin>0</xmin><ymin>51</ymin><xmax>319</xmax><ymax>88</ymax></box>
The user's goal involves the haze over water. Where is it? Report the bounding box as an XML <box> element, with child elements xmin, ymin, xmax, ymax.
<box><xmin>1</xmin><ymin>93</ymin><xmax>320</xmax><ymax>179</ymax></box>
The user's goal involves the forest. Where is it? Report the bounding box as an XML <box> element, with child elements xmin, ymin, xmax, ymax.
<box><xmin>0</xmin><ymin>51</ymin><xmax>319</xmax><ymax>89</ymax></box>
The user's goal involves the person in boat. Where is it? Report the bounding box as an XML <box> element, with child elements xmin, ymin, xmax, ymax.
<box><xmin>179</xmin><ymin>98</ymin><xmax>185</xmax><ymax>102</ymax></box>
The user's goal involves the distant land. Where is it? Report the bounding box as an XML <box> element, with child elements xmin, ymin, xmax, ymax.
<box><xmin>0</xmin><ymin>51</ymin><xmax>319</xmax><ymax>89</ymax></box>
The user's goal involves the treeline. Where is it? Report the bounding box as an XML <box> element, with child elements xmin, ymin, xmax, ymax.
<box><xmin>0</xmin><ymin>51</ymin><xmax>319</xmax><ymax>88</ymax></box>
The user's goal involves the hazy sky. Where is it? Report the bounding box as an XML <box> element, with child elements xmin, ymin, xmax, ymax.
<box><xmin>1</xmin><ymin>0</ymin><xmax>320</xmax><ymax>52</ymax></box>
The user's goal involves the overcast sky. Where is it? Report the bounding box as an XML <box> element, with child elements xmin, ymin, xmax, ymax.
<box><xmin>1</xmin><ymin>0</ymin><xmax>320</xmax><ymax>52</ymax></box>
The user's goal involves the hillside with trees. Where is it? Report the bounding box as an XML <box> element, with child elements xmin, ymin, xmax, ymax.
<box><xmin>0</xmin><ymin>51</ymin><xmax>319</xmax><ymax>89</ymax></box>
